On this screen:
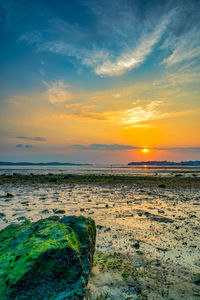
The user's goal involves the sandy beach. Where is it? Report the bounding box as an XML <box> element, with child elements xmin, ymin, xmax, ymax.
<box><xmin>0</xmin><ymin>174</ymin><xmax>199</xmax><ymax>299</ymax></box>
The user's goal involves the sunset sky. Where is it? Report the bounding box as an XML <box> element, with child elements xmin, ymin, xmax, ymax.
<box><xmin>0</xmin><ymin>0</ymin><xmax>200</xmax><ymax>163</ymax></box>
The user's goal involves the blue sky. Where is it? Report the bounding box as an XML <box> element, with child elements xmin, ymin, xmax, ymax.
<box><xmin>0</xmin><ymin>0</ymin><xmax>200</xmax><ymax>163</ymax></box>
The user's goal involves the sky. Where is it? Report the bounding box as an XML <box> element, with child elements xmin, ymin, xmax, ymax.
<box><xmin>0</xmin><ymin>0</ymin><xmax>200</xmax><ymax>163</ymax></box>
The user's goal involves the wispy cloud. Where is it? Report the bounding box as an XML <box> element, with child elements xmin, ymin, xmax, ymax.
<box><xmin>154</xmin><ymin>62</ymin><xmax>200</xmax><ymax>87</ymax></box>
<box><xmin>13</xmin><ymin>0</ymin><xmax>200</xmax><ymax>83</ymax></box>
<box><xmin>19</xmin><ymin>30</ymin><xmax>42</xmax><ymax>45</ymax></box>
<box><xmin>71</xmin><ymin>144</ymin><xmax>200</xmax><ymax>152</ymax></box>
<box><xmin>154</xmin><ymin>147</ymin><xmax>200</xmax><ymax>152</ymax></box>
<box><xmin>119</xmin><ymin>101</ymin><xmax>167</xmax><ymax>126</ymax></box>
<box><xmin>16</xmin><ymin>136</ymin><xmax>46</xmax><ymax>141</ymax></box>
<box><xmin>112</xmin><ymin>93</ymin><xmax>121</xmax><ymax>98</ymax></box>
<box><xmin>52</xmin><ymin>99</ymin><xmax>168</xmax><ymax>126</ymax></box>
<box><xmin>71</xmin><ymin>144</ymin><xmax>140</xmax><ymax>151</ymax></box>
<box><xmin>162</xmin><ymin>27</ymin><xmax>200</xmax><ymax>67</ymax></box>
<box><xmin>16</xmin><ymin>144</ymin><xmax>33</xmax><ymax>148</ymax></box>
<box><xmin>44</xmin><ymin>80</ymin><xmax>74</xmax><ymax>104</ymax></box>
<box><xmin>19</xmin><ymin>3</ymin><xmax>175</xmax><ymax>77</ymax></box>
<box><xmin>70</xmin><ymin>144</ymin><xmax>200</xmax><ymax>152</ymax></box>
<box><xmin>94</xmin><ymin>15</ymin><xmax>172</xmax><ymax>76</ymax></box>
<box><xmin>52</xmin><ymin>110</ymin><xmax>110</xmax><ymax>121</ymax></box>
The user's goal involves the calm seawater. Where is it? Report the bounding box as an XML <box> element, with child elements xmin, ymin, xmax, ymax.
<box><xmin>0</xmin><ymin>164</ymin><xmax>200</xmax><ymax>176</ymax></box>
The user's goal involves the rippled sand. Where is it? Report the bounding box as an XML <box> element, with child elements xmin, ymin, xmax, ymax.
<box><xmin>0</xmin><ymin>182</ymin><xmax>200</xmax><ymax>299</ymax></box>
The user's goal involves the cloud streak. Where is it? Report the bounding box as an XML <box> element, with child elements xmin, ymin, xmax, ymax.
<box><xmin>52</xmin><ymin>99</ymin><xmax>168</xmax><ymax>127</ymax></box>
<box><xmin>44</xmin><ymin>80</ymin><xmax>74</xmax><ymax>104</ymax></box>
<box><xmin>16</xmin><ymin>144</ymin><xmax>33</xmax><ymax>148</ymax></box>
<box><xmin>154</xmin><ymin>62</ymin><xmax>200</xmax><ymax>87</ymax></box>
<box><xmin>162</xmin><ymin>27</ymin><xmax>200</xmax><ymax>67</ymax></box>
<box><xmin>154</xmin><ymin>147</ymin><xmax>200</xmax><ymax>152</ymax></box>
<box><xmin>19</xmin><ymin>3</ymin><xmax>176</xmax><ymax>77</ymax></box>
<box><xmin>94</xmin><ymin>15</ymin><xmax>172</xmax><ymax>76</ymax></box>
<box><xmin>120</xmin><ymin>101</ymin><xmax>167</xmax><ymax>126</ymax></box>
<box><xmin>71</xmin><ymin>144</ymin><xmax>140</xmax><ymax>151</ymax></box>
<box><xmin>16</xmin><ymin>136</ymin><xmax>46</xmax><ymax>141</ymax></box>
<box><xmin>71</xmin><ymin>144</ymin><xmax>200</xmax><ymax>152</ymax></box>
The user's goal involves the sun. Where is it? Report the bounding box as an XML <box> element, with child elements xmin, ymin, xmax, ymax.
<box><xmin>141</xmin><ymin>148</ymin><xmax>149</xmax><ymax>153</ymax></box>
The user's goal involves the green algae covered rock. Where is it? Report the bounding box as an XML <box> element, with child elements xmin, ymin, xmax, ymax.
<box><xmin>0</xmin><ymin>216</ymin><xmax>96</xmax><ymax>300</ymax></box>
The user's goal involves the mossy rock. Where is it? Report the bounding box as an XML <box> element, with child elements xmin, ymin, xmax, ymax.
<box><xmin>0</xmin><ymin>216</ymin><xmax>96</xmax><ymax>299</ymax></box>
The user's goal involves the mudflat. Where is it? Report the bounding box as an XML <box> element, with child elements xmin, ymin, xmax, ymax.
<box><xmin>0</xmin><ymin>174</ymin><xmax>199</xmax><ymax>299</ymax></box>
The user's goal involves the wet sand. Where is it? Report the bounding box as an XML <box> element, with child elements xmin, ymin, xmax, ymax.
<box><xmin>0</xmin><ymin>175</ymin><xmax>200</xmax><ymax>299</ymax></box>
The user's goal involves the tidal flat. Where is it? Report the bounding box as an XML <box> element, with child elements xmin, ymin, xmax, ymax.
<box><xmin>0</xmin><ymin>174</ymin><xmax>200</xmax><ymax>299</ymax></box>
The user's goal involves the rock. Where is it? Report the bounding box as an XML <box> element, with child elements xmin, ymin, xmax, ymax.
<box><xmin>20</xmin><ymin>201</ymin><xmax>29</xmax><ymax>206</ymax></box>
<box><xmin>0</xmin><ymin>216</ymin><xmax>96</xmax><ymax>300</ymax></box>
<box><xmin>132</xmin><ymin>241</ymin><xmax>140</xmax><ymax>249</ymax></box>
<box><xmin>6</xmin><ymin>192</ymin><xmax>14</xmax><ymax>198</ymax></box>
<box><xmin>157</xmin><ymin>247</ymin><xmax>168</xmax><ymax>252</ymax></box>
<box><xmin>193</xmin><ymin>274</ymin><xmax>200</xmax><ymax>285</ymax></box>
<box><xmin>16</xmin><ymin>216</ymin><xmax>27</xmax><ymax>221</ymax></box>
<box><xmin>151</xmin><ymin>216</ymin><xmax>174</xmax><ymax>223</ymax></box>
<box><xmin>144</xmin><ymin>211</ymin><xmax>152</xmax><ymax>217</ymax></box>
<box><xmin>96</xmin><ymin>225</ymin><xmax>103</xmax><ymax>230</ymax></box>
<box><xmin>41</xmin><ymin>209</ymin><xmax>50</xmax><ymax>214</ymax></box>
<box><xmin>158</xmin><ymin>184</ymin><xmax>166</xmax><ymax>188</ymax></box>
<box><xmin>53</xmin><ymin>209</ymin><xmax>65</xmax><ymax>214</ymax></box>
<box><xmin>104</xmin><ymin>227</ymin><xmax>111</xmax><ymax>232</ymax></box>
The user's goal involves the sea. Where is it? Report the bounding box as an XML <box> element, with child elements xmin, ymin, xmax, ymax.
<box><xmin>0</xmin><ymin>164</ymin><xmax>200</xmax><ymax>177</ymax></box>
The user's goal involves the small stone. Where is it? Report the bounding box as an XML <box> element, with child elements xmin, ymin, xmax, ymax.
<box><xmin>53</xmin><ymin>209</ymin><xmax>65</xmax><ymax>214</ymax></box>
<box><xmin>97</xmin><ymin>225</ymin><xmax>103</xmax><ymax>230</ymax></box>
<box><xmin>104</xmin><ymin>227</ymin><xmax>111</xmax><ymax>232</ymax></box>
<box><xmin>132</xmin><ymin>241</ymin><xmax>140</xmax><ymax>249</ymax></box>
<box><xmin>6</xmin><ymin>193</ymin><xmax>14</xmax><ymax>198</ymax></box>
<box><xmin>158</xmin><ymin>184</ymin><xmax>166</xmax><ymax>188</ymax></box>
<box><xmin>41</xmin><ymin>209</ymin><xmax>50</xmax><ymax>214</ymax></box>
<box><xmin>193</xmin><ymin>274</ymin><xmax>200</xmax><ymax>286</ymax></box>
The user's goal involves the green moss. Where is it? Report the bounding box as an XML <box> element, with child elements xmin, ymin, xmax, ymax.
<box><xmin>136</xmin><ymin>250</ymin><xmax>144</xmax><ymax>255</ymax></box>
<box><xmin>121</xmin><ymin>268</ymin><xmax>130</xmax><ymax>280</ymax></box>
<box><xmin>93</xmin><ymin>250</ymin><xmax>140</xmax><ymax>280</ymax></box>
<box><xmin>95</xmin><ymin>293</ymin><xmax>109</xmax><ymax>300</ymax></box>
<box><xmin>0</xmin><ymin>173</ymin><xmax>200</xmax><ymax>187</ymax></box>
<box><xmin>0</xmin><ymin>216</ymin><xmax>96</xmax><ymax>299</ymax></box>
<box><xmin>193</xmin><ymin>273</ymin><xmax>200</xmax><ymax>285</ymax></box>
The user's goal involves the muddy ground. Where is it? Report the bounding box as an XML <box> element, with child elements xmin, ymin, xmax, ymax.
<box><xmin>0</xmin><ymin>177</ymin><xmax>199</xmax><ymax>299</ymax></box>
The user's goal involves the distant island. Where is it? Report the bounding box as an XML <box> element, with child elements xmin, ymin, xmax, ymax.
<box><xmin>128</xmin><ymin>160</ymin><xmax>200</xmax><ymax>166</ymax></box>
<box><xmin>0</xmin><ymin>162</ymin><xmax>92</xmax><ymax>166</ymax></box>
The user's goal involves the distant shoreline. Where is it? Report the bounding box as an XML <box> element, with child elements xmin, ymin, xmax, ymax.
<box><xmin>128</xmin><ymin>160</ymin><xmax>200</xmax><ymax>166</ymax></box>
<box><xmin>0</xmin><ymin>160</ymin><xmax>200</xmax><ymax>166</ymax></box>
<box><xmin>0</xmin><ymin>162</ymin><xmax>92</xmax><ymax>166</ymax></box>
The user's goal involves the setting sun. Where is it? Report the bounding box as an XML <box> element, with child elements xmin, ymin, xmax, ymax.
<box><xmin>141</xmin><ymin>148</ymin><xmax>149</xmax><ymax>153</ymax></box>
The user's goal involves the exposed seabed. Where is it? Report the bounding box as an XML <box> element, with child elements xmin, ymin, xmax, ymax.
<box><xmin>0</xmin><ymin>174</ymin><xmax>200</xmax><ymax>299</ymax></box>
